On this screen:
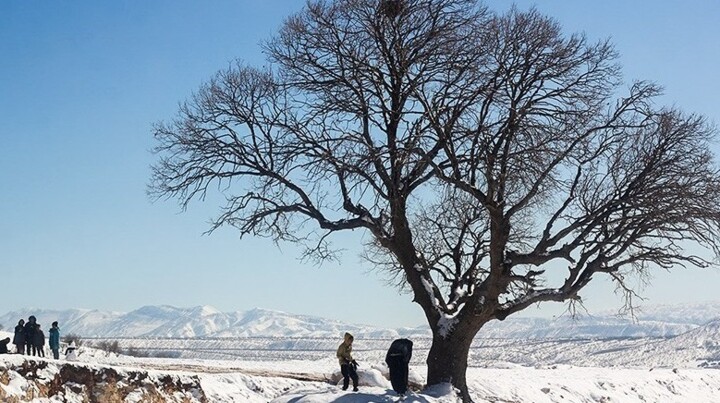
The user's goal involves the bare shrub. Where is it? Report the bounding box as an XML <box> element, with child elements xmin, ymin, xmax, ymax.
<box><xmin>63</xmin><ymin>333</ymin><xmax>83</xmax><ymax>347</ymax></box>
<box><xmin>94</xmin><ymin>340</ymin><xmax>121</xmax><ymax>354</ymax></box>
<box><xmin>123</xmin><ymin>347</ymin><xmax>150</xmax><ymax>358</ymax></box>
<box><xmin>152</xmin><ymin>350</ymin><xmax>182</xmax><ymax>359</ymax></box>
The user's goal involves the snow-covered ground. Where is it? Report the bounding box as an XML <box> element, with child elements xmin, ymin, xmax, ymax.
<box><xmin>3</xmin><ymin>334</ymin><xmax>720</xmax><ymax>403</ymax></box>
<box><xmin>4</xmin><ymin>304</ymin><xmax>720</xmax><ymax>402</ymax></box>
<box><xmin>65</xmin><ymin>319</ymin><xmax>720</xmax><ymax>369</ymax></box>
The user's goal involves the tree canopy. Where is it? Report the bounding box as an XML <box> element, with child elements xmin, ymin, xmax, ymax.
<box><xmin>150</xmin><ymin>1</ymin><xmax>720</xmax><ymax>400</ymax></box>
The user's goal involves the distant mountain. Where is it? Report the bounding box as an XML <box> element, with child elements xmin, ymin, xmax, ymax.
<box><xmin>0</xmin><ymin>305</ymin><xmax>418</xmax><ymax>339</ymax></box>
<box><xmin>550</xmin><ymin>318</ymin><xmax>720</xmax><ymax>368</ymax></box>
<box><xmin>475</xmin><ymin>301</ymin><xmax>720</xmax><ymax>339</ymax></box>
<box><xmin>477</xmin><ymin>316</ymin><xmax>696</xmax><ymax>339</ymax></box>
<box><xmin>2</xmin><ymin>301</ymin><xmax>720</xmax><ymax>340</ymax></box>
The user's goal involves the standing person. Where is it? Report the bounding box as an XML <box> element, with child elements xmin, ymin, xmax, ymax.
<box><xmin>24</xmin><ymin>316</ymin><xmax>37</xmax><ymax>356</ymax></box>
<box><xmin>48</xmin><ymin>322</ymin><xmax>60</xmax><ymax>359</ymax></box>
<box><xmin>336</xmin><ymin>332</ymin><xmax>359</xmax><ymax>392</ymax></box>
<box><xmin>13</xmin><ymin>319</ymin><xmax>26</xmax><ymax>354</ymax></box>
<box><xmin>33</xmin><ymin>324</ymin><xmax>46</xmax><ymax>357</ymax></box>
<box><xmin>385</xmin><ymin>338</ymin><xmax>413</xmax><ymax>396</ymax></box>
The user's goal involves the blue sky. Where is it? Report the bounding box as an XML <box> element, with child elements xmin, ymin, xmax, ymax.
<box><xmin>1</xmin><ymin>1</ymin><xmax>719</xmax><ymax>328</ymax></box>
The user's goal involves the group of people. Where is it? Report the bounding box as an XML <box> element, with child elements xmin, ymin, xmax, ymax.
<box><xmin>336</xmin><ymin>332</ymin><xmax>413</xmax><ymax>396</ymax></box>
<box><xmin>0</xmin><ymin>316</ymin><xmax>63</xmax><ymax>359</ymax></box>
<box><xmin>7</xmin><ymin>321</ymin><xmax>410</xmax><ymax>393</ymax></box>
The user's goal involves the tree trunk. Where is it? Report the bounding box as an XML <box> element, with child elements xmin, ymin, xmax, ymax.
<box><xmin>426</xmin><ymin>328</ymin><xmax>477</xmax><ymax>402</ymax></box>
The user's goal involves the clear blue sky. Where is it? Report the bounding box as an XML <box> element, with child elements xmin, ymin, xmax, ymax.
<box><xmin>1</xmin><ymin>1</ymin><xmax>719</xmax><ymax>328</ymax></box>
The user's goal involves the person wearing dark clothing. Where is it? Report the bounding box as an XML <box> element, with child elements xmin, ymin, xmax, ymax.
<box><xmin>13</xmin><ymin>319</ymin><xmax>26</xmax><ymax>354</ymax></box>
<box><xmin>49</xmin><ymin>321</ymin><xmax>60</xmax><ymax>359</ymax></box>
<box><xmin>336</xmin><ymin>332</ymin><xmax>359</xmax><ymax>392</ymax></box>
<box><xmin>385</xmin><ymin>338</ymin><xmax>413</xmax><ymax>395</ymax></box>
<box><xmin>0</xmin><ymin>337</ymin><xmax>10</xmax><ymax>354</ymax></box>
<box><xmin>24</xmin><ymin>316</ymin><xmax>37</xmax><ymax>356</ymax></box>
<box><xmin>33</xmin><ymin>324</ymin><xmax>46</xmax><ymax>358</ymax></box>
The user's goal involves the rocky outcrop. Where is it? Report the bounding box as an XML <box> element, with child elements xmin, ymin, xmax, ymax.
<box><xmin>0</xmin><ymin>358</ymin><xmax>207</xmax><ymax>403</ymax></box>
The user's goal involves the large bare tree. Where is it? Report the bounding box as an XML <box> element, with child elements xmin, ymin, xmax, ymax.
<box><xmin>150</xmin><ymin>0</ymin><xmax>720</xmax><ymax>400</ymax></box>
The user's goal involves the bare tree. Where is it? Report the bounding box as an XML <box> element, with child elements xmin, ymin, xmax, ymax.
<box><xmin>150</xmin><ymin>1</ymin><xmax>720</xmax><ymax>400</ymax></box>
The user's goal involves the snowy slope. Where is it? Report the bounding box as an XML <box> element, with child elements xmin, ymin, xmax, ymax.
<box><xmin>4</xmin><ymin>350</ymin><xmax>720</xmax><ymax>402</ymax></box>
<box><xmin>478</xmin><ymin>315</ymin><xmax>697</xmax><ymax>339</ymax></box>
<box><xmin>566</xmin><ymin>319</ymin><xmax>720</xmax><ymax>368</ymax></box>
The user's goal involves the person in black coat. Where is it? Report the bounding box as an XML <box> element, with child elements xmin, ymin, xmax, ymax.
<box><xmin>13</xmin><ymin>319</ymin><xmax>26</xmax><ymax>354</ymax></box>
<box><xmin>0</xmin><ymin>337</ymin><xmax>11</xmax><ymax>354</ymax></box>
<box><xmin>24</xmin><ymin>315</ymin><xmax>38</xmax><ymax>356</ymax></box>
<box><xmin>385</xmin><ymin>338</ymin><xmax>413</xmax><ymax>395</ymax></box>
<box><xmin>33</xmin><ymin>324</ymin><xmax>46</xmax><ymax>358</ymax></box>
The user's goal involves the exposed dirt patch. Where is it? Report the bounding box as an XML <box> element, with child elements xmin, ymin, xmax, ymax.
<box><xmin>0</xmin><ymin>359</ymin><xmax>208</xmax><ymax>403</ymax></box>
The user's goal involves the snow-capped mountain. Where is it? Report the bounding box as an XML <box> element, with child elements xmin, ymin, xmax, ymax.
<box><xmin>474</xmin><ymin>301</ymin><xmax>720</xmax><ymax>339</ymax></box>
<box><xmin>2</xmin><ymin>301</ymin><xmax>720</xmax><ymax>339</ymax></box>
<box><xmin>0</xmin><ymin>305</ymin><xmax>417</xmax><ymax>339</ymax></box>
<box><xmin>575</xmin><ymin>318</ymin><xmax>720</xmax><ymax>368</ymax></box>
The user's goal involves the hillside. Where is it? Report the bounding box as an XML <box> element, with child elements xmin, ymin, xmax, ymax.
<box><xmin>3</xmin><ymin>301</ymin><xmax>720</xmax><ymax>340</ymax></box>
<box><xmin>568</xmin><ymin>319</ymin><xmax>720</xmax><ymax>368</ymax></box>
<box><xmin>3</xmin><ymin>348</ymin><xmax>720</xmax><ymax>402</ymax></box>
<box><xmin>0</xmin><ymin>306</ymin><xmax>417</xmax><ymax>339</ymax></box>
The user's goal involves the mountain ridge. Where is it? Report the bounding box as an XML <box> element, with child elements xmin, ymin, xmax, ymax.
<box><xmin>2</xmin><ymin>301</ymin><xmax>720</xmax><ymax>340</ymax></box>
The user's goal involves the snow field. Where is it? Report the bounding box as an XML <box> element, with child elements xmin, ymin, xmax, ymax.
<box><xmin>4</xmin><ymin>350</ymin><xmax>720</xmax><ymax>402</ymax></box>
<box><xmin>5</xmin><ymin>327</ymin><xmax>720</xmax><ymax>402</ymax></box>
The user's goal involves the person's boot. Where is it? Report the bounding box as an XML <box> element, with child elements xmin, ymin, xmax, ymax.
<box><xmin>353</xmin><ymin>386</ymin><xmax>359</xmax><ymax>392</ymax></box>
